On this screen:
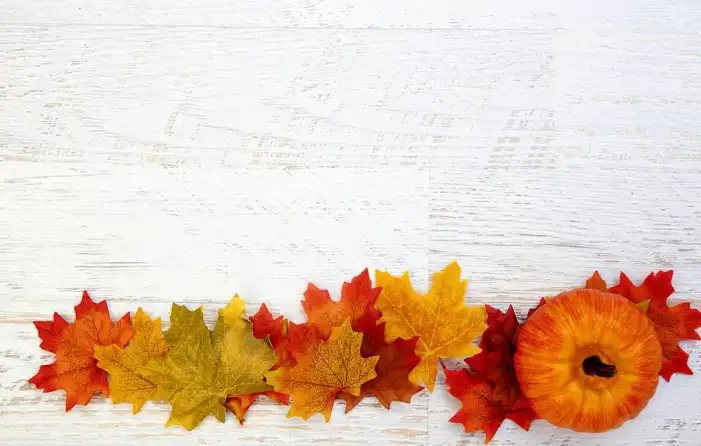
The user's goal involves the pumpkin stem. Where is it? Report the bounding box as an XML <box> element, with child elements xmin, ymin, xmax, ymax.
<box><xmin>582</xmin><ymin>356</ymin><xmax>617</xmax><ymax>378</ymax></box>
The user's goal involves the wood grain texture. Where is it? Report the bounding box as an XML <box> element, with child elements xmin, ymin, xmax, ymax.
<box><xmin>1</xmin><ymin>0</ymin><xmax>701</xmax><ymax>444</ymax></box>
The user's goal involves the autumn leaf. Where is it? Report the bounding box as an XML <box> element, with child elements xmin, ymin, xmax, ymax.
<box><xmin>94</xmin><ymin>308</ymin><xmax>169</xmax><ymax>413</ymax></box>
<box><xmin>250</xmin><ymin>303</ymin><xmax>287</xmax><ymax>349</ymax></box>
<box><xmin>445</xmin><ymin>369</ymin><xmax>537</xmax><ymax>444</ymax></box>
<box><xmin>647</xmin><ymin>295</ymin><xmax>701</xmax><ymax>381</ymax></box>
<box><xmin>339</xmin><ymin>322</ymin><xmax>423</xmax><ymax>412</ymax></box>
<box><xmin>139</xmin><ymin>296</ymin><xmax>277</xmax><ymax>430</ymax></box>
<box><xmin>265</xmin><ymin>319</ymin><xmax>379</xmax><ymax>421</ymax></box>
<box><xmin>225</xmin><ymin>391</ymin><xmax>290</xmax><ymax>423</ymax></box>
<box><xmin>302</xmin><ymin>269</ymin><xmax>381</xmax><ymax>338</ymax></box>
<box><xmin>249</xmin><ymin>303</ymin><xmax>296</xmax><ymax>372</ymax></box>
<box><xmin>585</xmin><ymin>271</ymin><xmax>608</xmax><ymax>291</ymax></box>
<box><xmin>466</xmin><ymin>306</ymin><xmax>521</xmax><ymax>394</ymax></box>
<box><xmin>254</xmin><ymin>272</ymin><xmax>421</xmax><ymax>414</ymax></box>
<box><xmin>33</xmin><ymin>312</ymin><xmax>69</xmax><ymax>354</ymax></box>
<box><xmin>250</xmin><ymin>303</ymin><xmax>326</xmax><ymax>376</ymax></box>
<box><xmin>525</xmin><ymin>298</ymin><xmax>548</xmax><ymax>319</ymax></box>
<box><xmin>609</xmin><ymin>270</ymin><xmax>675</xmax><ymax>304</ymax></box>
<box><xmin>29</xmin><ymin>291</ymin><xmax>133</xmax><ymax>410</ymax></box>
<box><xmin>448</xmin><ymin>305</ymin><xmax>537</xmax><ymax>443</ymax></box>
<box><xmin>589</xmin><ymin>270</ymin><xmax>701</xmax><ymax>381</ymax></box>
<box><xmin>375</xmin><ymin>262</ymin><xmax>487</xmax><ymax>391</ymax></box>
<box><xmin>29</xmin><ymin>364</ymin><xmax>59</xmax><ymax>392</ymax></box>
<box><xmin>480</xmin><ymin>305</ymin><xmax>519</xmax><ymax>352</ymax></box>
<box><xmin>29</xmin><ymin>312</ymin><xmax>69</xmax><ymax>393</ymax></box>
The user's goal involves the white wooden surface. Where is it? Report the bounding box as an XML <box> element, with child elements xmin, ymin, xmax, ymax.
<box><xmin>2</xmin><ymin>0</ymin><xmax>701</xmax><ymax>444</ymax></box>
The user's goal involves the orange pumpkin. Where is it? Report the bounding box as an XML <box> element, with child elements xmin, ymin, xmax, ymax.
<box><xmin>514</xmin><ymin>288</ymin><xmax>662</xmax><ymax>432</ymax></box>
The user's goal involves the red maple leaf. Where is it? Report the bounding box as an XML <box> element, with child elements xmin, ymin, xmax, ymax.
<box><xmin>526</xmin><ymin>298</ymin><xmax>548</xmax><ymax>319</ymax></box>
<box><xmin>29</xmin><ymin>291</ymin><xmax>133</xmax><ymax>410</ymax></box>
<box><xmin>600</xmin><ymin>270</ymin><xmax>701</xmax><ymax>381</ymax></box>
<box><xmin>480</xmin><ymin>305</ymin><xmax>519</xmax><ymax>352</ymax></box>
<box><xmin>646</xmin><ymin>291</ymin><xmax>701</xmax><ymax>381</ymax></box>
<box><xmin>301</xmin><ymin>269</ymin><xmax>381</xmax><ymax>338</ymax></box>
<box><xmin>29</xmin><ymin>313</ymin><xmax>70</xmax><ymax>393</ymax></box>
<box><xmin>250</xmin><ymin>303</ymin><xmax>328</xmax><ymax>372</ymax></box>
<box><xmin>449</xmin><ymin>305</ymin><xmax>537</xmax><ymax>443</ymax></box>
<box><xmin>34</xmin><ymin>313</ymin><xmax>69</xmax><ymax>354</ymax></box>
<box><xmin>340</xmin><ymin>322</ymin><xmax>423</xmax><ymax>412</ymax></box>
<box><xmin>466</xmin><ymin>306</ymin><xmax>519</xmax><ymax>393</ymax></box>
<box><xmin>445</xmin><ymin>369</ymin><xmax>537</xmax><ymax>444</ymax></box>
<box><xmin>250</xmin><ymin>303</ymin><xmax>287</xmax><ymax>349</ymax></box>
<box><xmin>609</xmin><ymin>270</ymin><xmax>675</xmax><ymax>304</ymax></box>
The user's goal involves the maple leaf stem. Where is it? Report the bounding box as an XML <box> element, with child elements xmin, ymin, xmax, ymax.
<box><xmin>438</xmin><ymin>358</ymin><xmax>448</xmax><ymax>371</ymax></box>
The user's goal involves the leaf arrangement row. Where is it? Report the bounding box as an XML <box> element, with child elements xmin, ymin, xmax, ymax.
<box><xmin>29</xmin><ymin>263</ymin><xmax>701</xmax><ymax>443</ymax></box>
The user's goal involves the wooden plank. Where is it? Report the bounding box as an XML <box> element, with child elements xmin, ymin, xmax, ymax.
<box><xmin>2</xmin><ymin>27</ymin><xmax>699</xmax><ymax>169</ymax></box>
<box><xmin>3</xmin><ymin>0</ymin><xmax>699</xmax><ymax>32</ymax></box>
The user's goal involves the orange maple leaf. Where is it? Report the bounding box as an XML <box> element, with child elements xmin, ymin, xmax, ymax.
<box><xmin>445</xmin><ymin>368</ymin><xmax>537</xmax><ymax>444</ymax></box>
<box><xmin>265</xmin><ymin>319</ymin><xmax>379</xmax><ymax>421</ymax></box>
<box><xmin>302</xmin><ymin>269</ymin><xmax>381</xmax><ymax>338</ymax></box>
<box><xmin>585</xmin><ymin>270</ymin><xmax>701</xmax><ymax>381</ymax></box>
<box><xmin>585</xmin><ymin>271</ymin><xmax>608</xmax><ymax>291</ymax></box>
<box><xmin>29</xmin><ymin>291</ymin><xmax>133</xmax><ymax>410</ymax></box>
<box><xmin>339</xmin><ymin>322</ymin><xmax>423</xmax><ymax>412</ymax></box>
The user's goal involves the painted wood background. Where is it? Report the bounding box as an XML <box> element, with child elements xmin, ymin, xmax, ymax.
<box><xmin>1</xmin><ymin>0</ymin><xmax>700</xmax><ymax>444</ymax></box>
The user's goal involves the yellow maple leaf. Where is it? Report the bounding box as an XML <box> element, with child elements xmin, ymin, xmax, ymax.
<box><xmin>94</xmin><ymin>308</ymin><xmax>169</xmax><ymax>413</ymax></box>
<box><xmin>139</xmin><ymin>295</ymin><xmax>277</xmax><ymax>430</ymax></box>
<box><xmin>264</xmin><ymin>318</ymin><xmax>379</xmax><ymax>421</ymax></box>
<box><xmin>375</xmin><ymin>261</ymin><xmax>487</xmax><ymax>392</ymax></box>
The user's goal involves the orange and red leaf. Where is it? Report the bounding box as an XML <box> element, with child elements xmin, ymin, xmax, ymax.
<box><xmin>28</xmin><ymin>364</ymin><xmax>58</xmax><ymax>392</ymax></box>
<box><xmin>34</xmin><ymin>313</ymin><xmax>69</xmax><ymax>354</ymax></box>
<box><xmin>604</xmin><ymin>270</ymin><xmax>701</xmax><ymax>381</ymax></box>
<box><xmin>608</xmin><ymin>271</ymin><xmax>675</xmax><ymax>304</ymax></box>
<box><xmin>585</xmin><ymin>271</ymin><xmax>608</xmax><ymax>291</ymax></box>
<box><xmin>302</xmin><ymin>269</ymin><xmax>381</xmax><ymax>338</ymax></box>
<box><xmin>29</xmin><ymin>291</ymin><xmax>134</xmax><ymax>410</ymax></box>
<box><xmin>448</xmin><ymin>305</ymin><xmax>538</xmax><ymax>443</ymax></box>
<box><xmin>340</xmin><ymin>322</ymin><xmax>423</xmax><ymax>412</ymax></box>
<box><xmin>445</xmin><ymin>369</ymin><xmax>537</xmax><ymax>444</ymax></box>
<box><xmin>250</xmin><ymin>303</ymin><xmax>287</xmax><ymax>349</ymax></box>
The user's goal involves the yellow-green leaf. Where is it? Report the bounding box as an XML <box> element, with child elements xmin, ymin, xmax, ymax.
<box><xmin>139</xmin><ymin>296</ymin><xmax>277</xmax><ymax>430</ymax></box>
